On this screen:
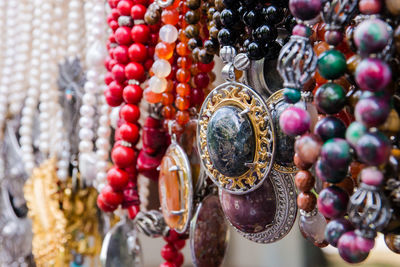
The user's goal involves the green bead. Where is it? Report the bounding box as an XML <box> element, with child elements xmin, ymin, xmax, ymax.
<box><xmin>315</xmin><ymin>83</ymin><xmax>346</xmax><ymax>114</ymax></box>
<box><xmin>317</xmin><ymin>49</ymin><xmax>347</xmax><ymax>80</ymax></box>
<box><xmin>283</xmin><ymin>88</ymin><xmax>301</xmax><ymax>103</ymax></box>
<box><xmin>345</xmin><ymin>121</ymin><xmax>367</xmax><ymax>147</ymax></box>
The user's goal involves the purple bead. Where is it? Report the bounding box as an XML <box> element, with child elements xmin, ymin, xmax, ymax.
<box><xmin>292</xmin><ymin>24</ymin><xmax>312</xmax><ymax>37</ymax></box>
<box><xmin>338</xmin><ymin>231</ymin><xmax>375</xmax><ymax>263</ymax></box>
<box><xmin>354</xmin><ymin>18</ymin><xmax>390</xmax><ymax>54</ymax></box>
<box><xmin>220</xmin><ymin>178</ymin><xmax>276</xmax><ymax>233</ymax></box>
<box><xmin>289</xmin><ymin>0</ymin><xmax>322</xmax><ymax>21</ymax></box>
<box><xmin>320</xmin><ymin>138</ymin><xmax>351</xmax><ymax>170</ymax></box>
<box><xmin>315</xmin><ymin>158</ymin><xmax>347</xmax><ymax>184</ymax></box>
<box><xmin>360</xmin><ymin>167</ymin><xmax>384</xmax><ymax>186</ymax></box>
<box><xmin>325</xmin><ymin>218</ymin><xmax>354</xmax><ymax>247</ymax></box>
<box><xmin>355</xmin><ymin>96</ymin><xmax>390</xmax><ymax>128</ymax></box>
<box><xmin>279</xmin><ymin>106</ymin><xmax>311</xmax><ymax>136</ymax></box>
<box><xmin>355</xmin><ymin>58</ymin><xmax>392</xmax><ymax>92</ymax></box>
<box><xmin>356</xmin><ymin>132</ymin><xmax>391</xmax><ymax>166</ymax></box>
<box><xmin>317</xmin><ymin>186</ymin><xmax>349</xmax><ymax>219</ymax></box>
<box><xmin>314</xmin><ymin>116</ymin><xmax>346</xmax><ymax>141</ymax></box>
<box><xmin>325</xmin><ymin>30</ymin><xmax>343</xmax><ymax>46</ymax></box>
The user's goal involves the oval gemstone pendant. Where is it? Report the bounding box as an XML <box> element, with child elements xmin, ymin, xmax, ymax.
<box><xmin>267</xmin><ymin>90</ymin><xmax>297</xmax><ymax>174</ymax></box>
<box><xmin>190</xmin><ymin>194</ymin><xmax>229</xmax><ymax>267</ymax></box>
<box><xmin>158</xmin><ymin>141</ymin><xmax>193</xmax><ymax>233</ymax></box>
<box><xmin>219</xmin><ymin>168</ymin><xmax>297</xmax><ymax>243</ymax></box>
<box><xmin>197</xmin><ymin>81</ymin><xmax>276</xmax><ymax>194</ymax></box>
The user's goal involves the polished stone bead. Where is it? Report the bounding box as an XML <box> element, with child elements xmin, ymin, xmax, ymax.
<box><xmin>386</xmin><ymin>0</ymin><xmax>400</xmax><ymax>15</ymax></box>
<box><xmin>360</xmin><ymin>166</ymin><xmax>384</xmax><ymax>186</ymax></box>
<box><xmin>279</xmin><ymin>106</ymin><xmax>311</xmax><ymax>136</ymax></box>
<box><xmin>317</xmin><ymin>186</ymin><xmax>349</xmax><ymax>219</ymax></box>
<box><xmin>320</xmin><ymin>138</ymin><xmax>351</xmax><ymax>170</ymax></box>
<box><xmin>345</xmin><ymin>121</ymin><xmax>367</xmax><ymax>147</ymax></box>
<box><xmin>299</xmin><ymin>212</ymin><xmax>328</xmax><ymax>247</ymax></box>
<box><xmin>355</xmin><ymin>58</ymin><xmax>391</xmax><ymax>92</ymax></box>
<box><xmin>207</xmin><ymin>106</ymin><xmax>255</xmax><ymax>177</ymax></box>
<box><xmin>355</xmin><ymin>96</ymin><xmax>390</xmax><ymax>128</ymax></box>
<box><xmin>325</xmin><ymin>218</ymin><xmax>354</xmax><ymax>247</ymax></box>
<box><xmin>289</xmin><ymin>0</ymin><xmax>322</xmax><ymax>21</ymax></box>
<box><xmin>385</xmin><ymin>232</ymin><xmax>400</xmax><ymax>253</ymax></box>
<box><xmin>295</xmin><ymin>134</ymin><xmax>322</xmax><ymax>165</ymax></box>
<box><xmin>356</xmin><ymin>132</ymin><xmax>391</xmax><ymax>166</ymax></box>
<box><xmin>354</xmin><ymin>18</ymin><xmax>389</xmax><ymax>54</ymax></box>
<box><xmin>315</xmin><ymin>158</ymin><xmax>347</xmax><ymax>184</ymax></box>
<box><xmin>315</xmin><ymin>83</ymin><xmax>346</xmax><ymax>115</ymax></box>
<box><xmin>314</xmin><ymin>116</ymin><xmax>346</xmax><ymax>141</ymax></box>
<box><xmin>338</xmin><ymin>231</ymin><xmax>374</xmax><ymax>263</ymax></box>
<box><xmin>220</xmin><ymin>178</ymin><xmax>276</xmax><ymax>233</ymax></box>
<box><xmin>283</xmin><ymin>88</ymin><xmax>301</xmax><ymax>104</ymax></box>
<box><xmin>317</xmin><ymin>49</ymin><xmax>347</xmax><ymax>80</ymax></box>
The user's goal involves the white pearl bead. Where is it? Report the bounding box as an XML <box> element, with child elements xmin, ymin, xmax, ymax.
<box><xmin>80</xmin><ymin>105</ymin><xmax>95</xmax><ymax>116</ymax></box>
<box><xmin>79</xmin><ymin>117</ymin><xmax>94</xmax><ymax>128</ymax></box>
<box><xmin>79</xmin><ymin>128</ymin><xmax>94</xmax><ymax>140</ymax></box>
<box><xmin>96</xmin><ymin>138</ymin><xmax>110</xmax><ymax>150</ymax></box>
<box><xmin>19</xmin><ymin>126</ymin><xmax>32</xmax><ymax>136</ymax></box>
<box><xmin>82</xmin><ymin>93</ymin><xmax>96</xmax><ymax>105</ymax></box>
<box><xmin>79</xmin><ymin>141</ymin><xmax>94</xmax><ymax>153</ymax></box>
<box><xmin>148</xmin><ymin>76</ymin><xmax>167</xmax><ymax>93</ymax></box>
<box><xmin>99</xmin><ymin>115</ymin><xmax>109</xmax><ymax>125</ymax></box>
<box><xmin>57</xmin><ymin>170</ymin><xmax>68</xmax><ymax>181</ymax></box>
<box><xmin>159</xmin><ymin>25</ymin><xmax>178</xmax><ymax>43</ymax></box>
<box><xmin>57</xmin><ymin>160</ymin><xmax>69</xmax><ymax>169</ymax></box>
<box><xmin>96</xmin><ymin>149</ymin><xmax>109</xmax><ymax>160</ymax></box>
<box><xmin>98</xmin><ymin>126</ymin><xmax>111</xmax><ymax>138</ymax></box>
<box><xmin>96</xmin><ymin>161</ymin><xmax>108</xmax><ymax>172</ymax></box>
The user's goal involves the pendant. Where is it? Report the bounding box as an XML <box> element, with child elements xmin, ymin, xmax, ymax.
<box><xmin>100</xmin><ymin>220</ymin><xmax>142</xmax><ymax>267</ymax></box>
<box><xmin>219</xmin><ymin>168</ymin><xmax>297</xmax><ymax>243</ymax></box>
<box><xmin>158</xmin><ymin>139</ymin><xmax>193</xmax><ymax>233</ymax></box>
<box><xmin>197</xmin><ymin>81</ymin><xmax>276</xmax><ymax>194</ymax></box>
<box><xmin>266</xmin><ymin>90</ymin><xmax>297</xmax><ymax>174</ymax></box>
<box><xmin>190</xmin><ymin>194</ymin><xmax>229</xmax><ymax>267</ymax></box>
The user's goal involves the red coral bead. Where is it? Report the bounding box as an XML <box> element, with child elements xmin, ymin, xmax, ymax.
<box><xmin>111</xmin><ymin>8</ymin><xmax>120</xmax><ymax>20</ymax></box>
<box><xmin>115</xmin><ymin>26</ymin><xmax>132</xmax><ymax>45</ymax></box>
<box><xmin>133</xmin><ymin>0</ymin><xmax>148</xmax><ymax>5</ymax></box>
<box><xmin>131</xmin><ymin>4</ymin><xmax>146</xmax><ymax>20</ymax></box>
<box><xmin>104</xmin><ymin>72</ymin><xmax>114</xmax><ymax>85</ymax></box>
<box><xmin>108</xmin><ymin>0</ymin><xmax>120</xmax><ymax>8</ymax></box>
<box><xmin>131</xmin><ymin>24</ymin><xmax>150</xmax><ymax>43</ymax></box>
<box><xmin>173</xmin><ymin>239</ymin><xmax>186</xmax><ymax>250</ymax></box>
<box><xmin>107</xmin><ymin>167</ymin><xmax>130</xmax><ymax>191</ymax></box>
<box><xmin>125</xmin><ymin>62</ymin><xmax>145</xmax><ymax>81</ymax></box>
<box><xmin>163</xmin><ymin>229</ymin><xmax>179</xmax><ymax>243</ymax></box>
<box><xmin>108</xmin><ymin>58</ymin><xmax>117</xmax><ymax>71</ymax></box>
<box><xmin>144</xmin><ymin>58</ymin><xmax>153</xmax><ymax>71</ymax></box>
<box><xmin>119</xmin><ymin>123</ymin><xmax>140</xmax><ymax>143</ymax></box>
<box><xmin>128</xmin><ymin>43</ymin><xmax>148</xmax><ymax>62</ymax></box>
<box><xmin>160</xmin><ymin>262</ymin><xmax>176</xmax><ymax>267</ymax></box>
<box><xmin>117</xmin><ymin>0</ymin><xmax>133</xmax><ymax>16</ymax></box>
<box><xmin>113</xmin><ymin>45</ymin><xmax>130</xmax><ymax>64</ymax></box>
<box><xmin>111</xmin><ymin>63</ymin><xmax>127</xmax><ymax>83</ymax></box>
<box><xmin>197</xmin><ymin>61</ymin><xmax>214</xmax><ymax>72</ymax></box>
<box><xmin>109</xmin><ymin>20</ymin><xmax>119</xmax><ymax>32</ymax></box>
<box><xmin>161</xmin><ymin>244</ymin><xmax>178</xmax><ymax>262</ymax></box>
<box><xmin>104</xmin><ymin>89</ymin><xmax>123</xmax><ymax>107</ymax></box>
<box><xmin>111</xmin><ymin>145</ymin><xmax>136</xmax><ymax>168</ymax></box>
<box><xmin>97</xmin><ymin>194</ymin><xmax>117</xmax><ymax>212</ymax></box>
<box><xmin>120</xmin><ymin>104</ymin><xmax>140</xmax><ymax>123</ymax></box>
<box><xmin>101</xmin><ymin>185</ymin><xmax>124</xmax><ymax>206</ymax></box>
<box><xmin>123</xmin><ymin>84</ymin><xmax>143</xmax><ymax>104</ymax></box>
<box><xmin>108</xmin><ymin>81</ymin><xmax>124</xmax><ymax>98</ymax></box>
<box><xmin>174</xmin><ymin>253</ymin><xmax>184</xmax><ymax>266</ymax></box>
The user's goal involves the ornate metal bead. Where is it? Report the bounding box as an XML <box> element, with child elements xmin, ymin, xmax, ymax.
<box><xmin>321</xmin><ymin>0</ymin><xmax>358</xmax><ymax>30</ymax></box>
<box><xmin>219</xmin><ymin>46</ymin><xmax>236</xmax><ymax>63</ymax></box>
<box><xmin>233</xmin><ymin>53</ymin><xmax>250</xmax><ymax>71</ymax></box>
<box><xmin>134</xmin><ymin>210</ymin><xmax>169</xmax><ymax>238</ymax></box>
<box><xmin>277</xmin><ymin>36</ymin><xmax>317</xmax><ymax>90</ymax></box>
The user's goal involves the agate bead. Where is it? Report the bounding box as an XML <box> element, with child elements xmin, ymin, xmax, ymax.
<box><xmin>345</xmin><ymin>121</ymin><xmax>367</xmax><ymax>147</ymax></box>
<box><xmin>385</xmin><ymin>232</ymin><xmax>400</xmax><ymax>253</ymax></box>
<box><xmin>355</xmin><ymin>58</ymin><xmax>391</xmax><ymax>92</ymax></box>
<box><xmin>279</xmin><ymin>106</ymin><xmax>311</xmax><ymax>136</ymax></box>
<box><xmin>294</xmin><ymin>134</ymin><xmax>322</xmax><ymax>165</ymax></box>
<box><xmin>317</xmin><ymin>186</ymin><xmax>349</xmax><ymax>219</ymax></box>
<box><xmin>356</xmin><ymin>132</ymin><xmax>391</xmax><ymax>166</ymax></box>
<box><xmin>283</xmin><ymin>88</ymin><xmax>301</xmax><ymax>104</ymax></box>
<box><xmin>354</xmin><ymin>19</ymin><xmax>389</xmax><ymax>54</ymax></box>
<box><xmin>325</xmin><ymin>218</ymin><xmax>354</xmax><ymax>247</ymax></box>
<box><xmin>338</xmin><ymin>231</ymin><xmax>374</xmax><ymax>264</ymax></box>
<box><xmin>317</xmin><ymin>50</ymin><xmax>347</xmax><ymax>80</ymax></box>
<box><xmin>314</xmin><ymin>116</ymin><xmax>346</xmax><ymax>141</ymax></box>
<box><xmin>315</xmin><ymin>83</ymin><xmax>346</xmax><ymax>114</ymax></box>
<box><xmin>355</xmin><ymin>96</ymin><xmax>390</xmax><ymax>128</ymax></box>
<box><xmin>289</xmin><ymin>0</ymin><xmax>322</xmax><ymax>21</ymax></box>
<box><xmin>320</xmin><ymin>138</ymin><xmax>351</xmax><ymax>170</ymax></box>
<box><xmin>315</xmin><ymin>159</ymin><xmax>347</xmax><ymax>184</ymax></box>
<box><xmin>299</xmin><ymin>212</ymin><xmax>328</xmax><ymax>247</ymax></box>
<box><xmin>295</xmin><ymin>170</ymin><xmax>315</xmax><ymax>192</ymax></box>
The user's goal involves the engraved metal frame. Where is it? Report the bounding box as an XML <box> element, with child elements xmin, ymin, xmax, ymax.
<box><xmin>218</xmin><ymin>169</ymin><xmax>297</xmax><ymax>243</ymax></box>
<box><xmin>189</xmin><ymin>194</ymin><xmax>229</xmax><ymax>267</ymax></box>
<box><xmin>266</xmin><ymin>90</ymin><xmax>297</xmax><ymax>174</ymax></box>
<box><xmin>197</xmin><ymin>81</ymin><xmax>276</xmax><ymax>194</ymax></box>
<box><xmin>159</xmin><ymin>141</ymin><xmax>193</xmax><ymax>234</ymax></box>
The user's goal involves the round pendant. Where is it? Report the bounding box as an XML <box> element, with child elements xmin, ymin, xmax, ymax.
<box><xmin>158</xmin><ymin>141</ymin><xmax>193</xmax><ymax>233</ymax></box>
<box><xmin>219</xmin><ymin>168</ymin><xmax>297</xmax><ymax>243</ymax></box>
<box><xmin>267</xmin><ymin>90</ymin><xmax>297</xmax><ymax>174</ymax></box>
<box><xmin>190</xmin><ymin>194</ymin><xmax>229</xmax><ymax>267</ymax></box>
<box><xmin>100</xmin><ymin>221</ymin><xmax>142</xmax><ymax>267</ymax></box>
<box><xmin>198</xmin><ymin>81</ymin><xmax>276</xmax><ymax>194</ymax></box>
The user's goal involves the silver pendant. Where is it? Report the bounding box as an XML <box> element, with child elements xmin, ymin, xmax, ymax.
<box><xmin>100</xmin><ymin>220</ymin><xmax>143</xmax><ymax>267</ymax></box>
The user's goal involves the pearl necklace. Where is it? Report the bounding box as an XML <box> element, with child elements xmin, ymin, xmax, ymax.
<box><xmin>79</xmin><ymin>0</ymin><xmax>109</xmax><ymax>188</ymax></box>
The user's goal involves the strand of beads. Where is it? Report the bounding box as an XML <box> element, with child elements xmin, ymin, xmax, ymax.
<box><xmin>338</xmin><ymin>3</ymin><xmax>394</xmax><ymax>263</ymax></box>
<box><xmin>161</xmin><ymin>229</ymin><xmax>186</xmax><ymax>267</ymax></box>
<box><xmin>0</xmin><ymin>0</ymin><xmax>13</xmax><ymax>139</ymax></box>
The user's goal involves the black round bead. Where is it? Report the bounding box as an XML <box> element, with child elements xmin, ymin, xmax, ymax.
<box><xmin>222</xmin><ymin>0</ymin><xmax>238</xmax><ymax>8</ymax></box>
<box><xmin>243</xmin><ymin>10</ymin><xmax>258</xmax><ymax>27</ymax></box>
<box><xmin>247</xmin><ymin>41</ymin><xmax>264</xmax><ymax>60</ymax></box>
<box><xmin>284</xmin><ymin>15</ymin><xmax>297</xmax><ymax>33</ymax></box>
<box><xmin>185</xmin><ymin>10</ymin><xmax>200</xmax><ymax>24</ymax></box>
<box><xmin>264</xmin><ymin>41</ymin><xmax>282</xmax><ymax>60</ymax></box>
<box><xmin>209</xmin><ymin>26</ymin><xmax>220</xmax><ymax>39</ymax></box>
<box><xmin>188</xmin><ymin>38</ymin><xmax>202</xmax><ymax>50</ymax></box>
<box><xmin>199</xmin><ymin>49</ymin><xmax>214</xmax><ymax>64</ymax></box>
<box><xmin>218</xmin><ymin>28</ymin><xmax>235</xmax><ymax>46</ymax></box>
<box><xmin>186</xmin><ymin>0</ymin><xmax>201</xmax><ymax>10</ymax></box>
<box><xmin>221</xmin><ymin>9</ymin><xmax>235</xmax><ymax>27</ymax></box>
<box><xmin>253</xmin><ymin>25</ymin><xmax>277</xmax><ymax>44</ymax></box>
<box><xmin>185</xmin><ymin>24</ymin><xmax>199</xmax><ymax>38</ymax></box>
<box><xmin>212</xmin><ymin>11</ymin><xmax>222</xmax><ymax>27</ymax></box>
<box><xmin>204</xmin><ymin>39</ymin><xmax>218</xmax><ymax>54</ymax></box>
<box><xmin>207</xmin><ymin>7</ymin><xmax>217</xmax><ymax>20</ymax></box>
<box><xmin>264</xmin><ymin>6</ymin><xmax>283</xmax><ymax>25</ymax></box>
